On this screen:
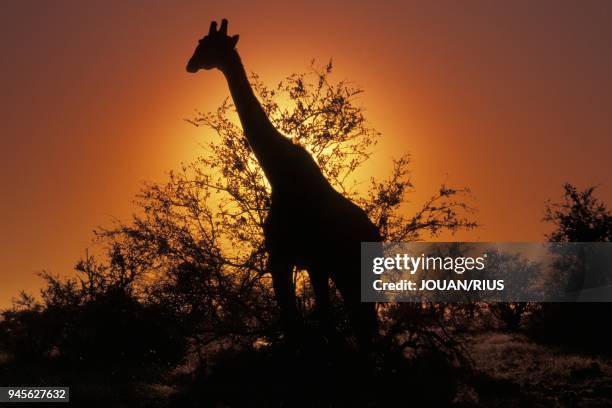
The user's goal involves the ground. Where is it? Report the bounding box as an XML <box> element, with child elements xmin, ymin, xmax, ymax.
<box><xmin>459</xmin><ymin>332</ymin><xmax>612</xmax><ymax>407</ymax></box>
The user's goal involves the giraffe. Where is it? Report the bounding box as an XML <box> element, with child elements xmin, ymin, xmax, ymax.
<box><xmin>186</xmin><ymin>19</ymin><xmax>380</xmax><ymax>350</ymax></box>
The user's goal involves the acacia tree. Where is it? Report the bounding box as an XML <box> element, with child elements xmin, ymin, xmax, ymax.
<box><xmin>544</xmin><ymin>183</ymin><xmax>612</xmax><ymax>243</ymax></box>
<box><xmin>528</xmin><ymin>184</ymin><xmax>612</xmax><ymax>348</ymax></box>
<box><xmin>96</xmin><ymin>62</ymin><xmax>476</xmax><ymax>351</ymax></box>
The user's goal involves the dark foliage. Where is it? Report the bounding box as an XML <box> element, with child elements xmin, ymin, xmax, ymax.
<box><xmin>0</xmin><ymin>64</ymin><xmax>476</xmax><ymax>406</ymax></box>
<box><xmin>544</xmin><ymin>183</ymin><xmax>612</xmax><ymax>243</ymax></box>
<box><xmin>529</xmin><ymin>184</ymin><xmax>612</xmax><ymax>351</ymax></box>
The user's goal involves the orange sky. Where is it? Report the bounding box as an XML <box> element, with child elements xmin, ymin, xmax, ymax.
<box><xmin>1</xmin><ymin>0</ymin><xmax>611</xmax><ymax>308</ymax></box>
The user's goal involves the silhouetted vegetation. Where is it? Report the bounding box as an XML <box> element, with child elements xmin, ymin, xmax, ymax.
<box><xmin>0</xmin><ymin>64</ymin><xmax>477</xmax><ymax>406</ymax></box>
<box><xmin>0</xmin><ymin>247</ymin><xmax>187</xmax><ymax>404</ymax></box>
<box><xmin>529</xmin><ymin>183</ymin><xmax>612</xmax><ymax>351</ymax></box>
<box><xmin>544</xmin><ymin>183</ymin><xmax>612</xmax><ymax>243</ymax></box>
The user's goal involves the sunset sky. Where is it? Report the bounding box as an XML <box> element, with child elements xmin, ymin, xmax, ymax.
<box><xmin>1</xmin><ymin>0</ymin><xmax>611</xmax><ymax>307</ymax></box>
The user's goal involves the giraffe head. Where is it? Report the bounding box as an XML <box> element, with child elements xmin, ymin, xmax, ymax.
<box><xmin>186</xmin><ymin>19</ymin><xmax>240</xmax><ymax>73</ymax></box>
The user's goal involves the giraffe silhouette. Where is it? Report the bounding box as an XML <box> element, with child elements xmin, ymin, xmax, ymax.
<box><xmin>187</xmin><ymin>19</ymin><xmax>380</xmax><ymax>350</ymax></box>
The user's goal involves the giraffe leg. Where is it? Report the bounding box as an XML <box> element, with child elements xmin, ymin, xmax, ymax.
<box><xmin>332</xmin><ymin>269</ymin><xmax>378</xmax><ymax>354</ymax></box>
<box><xmin>269</xmin><ymin>255</ymin><xmax>302</xmax><ymax>342</ymax></box>
<box><xmin>308</xmin><ymin>270</ymin><xmax>335</xmax><ymax>338</ymax></box>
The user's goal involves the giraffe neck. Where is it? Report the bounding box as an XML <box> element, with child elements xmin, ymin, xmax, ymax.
<box><xmin>220</xmin><ymin>51</ymin><xmax>290</xmax><ymax>185</ymax></box>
